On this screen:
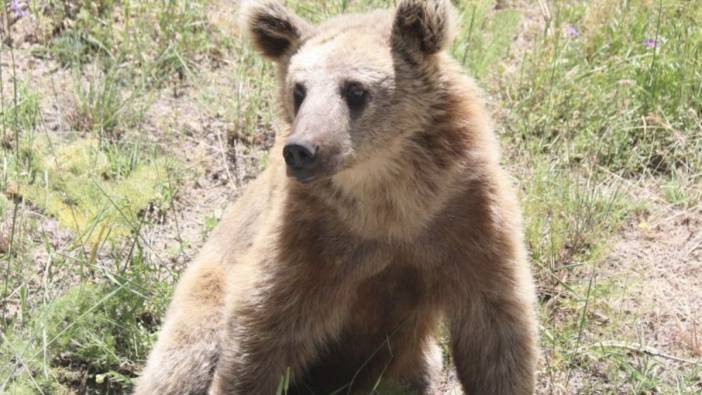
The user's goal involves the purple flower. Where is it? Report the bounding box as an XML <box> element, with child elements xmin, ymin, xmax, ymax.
<box><xmin>10</xmin><ymin>0</ymin><xmax>29</xmax><ymax>18</ymax></box>
<box><xmin>565</xmin><ymin>25</ymin><xmax>580</xmax><ymax>39</ymax></box>
<box><xmin>643</xmin><ymin>38</ymin><xmax>658</xmax><ymax>49</ymax></box>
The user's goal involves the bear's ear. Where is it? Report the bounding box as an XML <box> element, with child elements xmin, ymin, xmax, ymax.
<box><xmin>240</xmin><ymin>0</ymin><xmax>313</xmax><ymax>61</ymax></box>
<box><xmin>391</xmin><ymin>0</ymin><xmax>456</xmax><ymax>60</ymax></box>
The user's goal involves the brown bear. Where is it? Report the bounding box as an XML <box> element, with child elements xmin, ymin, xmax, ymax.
<box><xmin>135</xmin><ymin>0</ymin><xmax>539</xmax><ymax>394</ymax></box>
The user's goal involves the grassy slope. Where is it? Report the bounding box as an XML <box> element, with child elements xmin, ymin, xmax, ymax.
<box><xmin>0</xmin><ymin>0</ymin><xmax>700</xmax><ymax>393</ymax></box>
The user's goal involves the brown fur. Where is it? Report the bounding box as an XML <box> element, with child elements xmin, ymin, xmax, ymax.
<box><xmin>135</xmin><ymin>1</ymin><xmax>538</xmax><ymax>394</ymax></box>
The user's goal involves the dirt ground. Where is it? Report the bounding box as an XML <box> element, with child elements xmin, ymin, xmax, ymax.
<box><xmin>607</xmin><ymin>198</ymin><xmax>702</xmax><ymax>360</ymax></box>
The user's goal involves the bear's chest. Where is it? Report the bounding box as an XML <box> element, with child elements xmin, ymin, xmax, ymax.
<box><xmin>293</xmin><ymin>262</ymin><xmax>439</xmax><ymax>394</ymax></box>
<box><xmin>347</xmin><ymin>262</ymin><xmax>427</xmax><ymax>333</ymax></box>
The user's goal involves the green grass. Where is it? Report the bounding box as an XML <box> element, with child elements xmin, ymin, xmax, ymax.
<box><xmin>452</xmin><ymin>0</ymin><xmax>521</xmax><ymax>78</ymax></box>
<box><xmin>1</xmin><ymin>0</ymin><xmax>701</xmax><ymax>393</ymax></box>
<box><xmin>37</xmin><ymin>0</ymin><xmax>229</xmax><ymax>86</ymax></box>
<box><xmin>18</xmin><ymin>136</ymin><xmax>180</xmax><ymax>242</ymax></box>
<box><xmin>68</xmin><ymin>65</ymin><xmax>149</xmax><ymax>137</ymax></box>
<box><xmin>1</xmin><ymin>278</ymin><xmax>171</xmax><ymax>394</ymax></box>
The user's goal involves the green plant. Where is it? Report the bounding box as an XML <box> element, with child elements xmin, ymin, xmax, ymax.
<box><xmin>68</xmin><ymin>65</ymin><xmax>147</xmax><ymax>138</ymax></box>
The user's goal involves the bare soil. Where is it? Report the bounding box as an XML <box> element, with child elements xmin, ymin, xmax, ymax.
<box><xmin>607</xmin><ymin>200</ymin><xmax>702</xmax><ymax>360</ymax></box>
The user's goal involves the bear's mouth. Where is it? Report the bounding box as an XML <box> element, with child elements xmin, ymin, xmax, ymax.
<box><xmin>294</xmin><ymin>174</ymin><xmax>318</xmax><ymax>184</ymax></box>
<box><xmin>286</xmin><ymin>167</ymin><xmax>322</xmax><ymax>184</ymax></box>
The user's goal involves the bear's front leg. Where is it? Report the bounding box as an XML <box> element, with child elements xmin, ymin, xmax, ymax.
<box><xmin>134</xmin><ymin>258</ymin><xmax>226</xmax><ymax>395</ymax></box>
<box><xmin>208</xmin><ymin>323</ymin><xmax>309</xmax><ymax>394</ymax></box>
<box><xmin>449</xmin><ymin>286</ymin><xmax>538</xmax><ymax>395</ymax></box>
<box><xmin>208</xmin><ymin>271</ymin><xmax>351</xmax><ymax>395</ymax></box>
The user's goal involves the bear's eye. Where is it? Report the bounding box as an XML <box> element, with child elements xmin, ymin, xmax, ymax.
<box><xmin>293</xmin><ymin>83</ymin><xmax>306</xmax><ymax>113</ymax></box>
<box><xmin>343</xmin><ymin>82</ymin><xmax>368</xmax><ymax>112</ymax></box>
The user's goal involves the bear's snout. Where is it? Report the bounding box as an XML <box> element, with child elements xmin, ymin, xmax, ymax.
<box><xmin>283</xmin><ymin>142</ymin><xmax>319</xmax><ymax>182</ymax></box>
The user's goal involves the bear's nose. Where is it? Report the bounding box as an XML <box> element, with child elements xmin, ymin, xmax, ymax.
<box><xmin>283</xmin><ymin>143</ymin><xmax>317</xmax><ymax>170</ymax></box>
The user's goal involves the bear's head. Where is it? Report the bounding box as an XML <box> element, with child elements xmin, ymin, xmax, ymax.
<box><xmin>241</xmin><ymin>0</ymin><xmax>457</xmax><ymax>184</ymax></box>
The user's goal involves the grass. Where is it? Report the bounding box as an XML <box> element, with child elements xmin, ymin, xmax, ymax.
<box><xmin>19</xmin><ymin>136</ymin><xmax>180</xmax><ymax>242</ymax></box>
<box><xmin>67</xmin><ymin>65</ymin><xmax>148</xmax><ymax>137</ymax></box>
<box><xmin>1</xmin><ymin>0</ymin><xmax>701</xmax><ymax>393</ymax></box>
<box><xmin>36</xmin><ymin>0</ymin><xmax>228</xmax><ymax>85</ymax></box>
<box><xmin>505</xmin><ymin>1</ymin><xmax>702</xmax><ymax>177</ymax></box>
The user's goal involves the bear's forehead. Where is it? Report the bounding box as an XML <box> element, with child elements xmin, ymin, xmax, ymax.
<box><xmin>288</xmin><ymin>12</ymin><xmax>394</xmax><ymax>79</ymax></box>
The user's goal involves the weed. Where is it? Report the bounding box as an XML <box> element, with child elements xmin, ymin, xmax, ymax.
<box><xmin>452</xmin><ymin>0</ymin><xmax>521</xmax><ymax>78</ymax></box>
<box><xmin>502</xmin><ymin>0</ymin><xmax>702</xmax><ymax>177</ymax></box>
<box><xmin>44</xmin><ymin>0</ymin><xmax>229</xmax><ymax>87</ymax></box>
<box><xmin>68</xmin><ymin>64</ymin><xmax>148</xmax><ymax>138</ymax></box>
